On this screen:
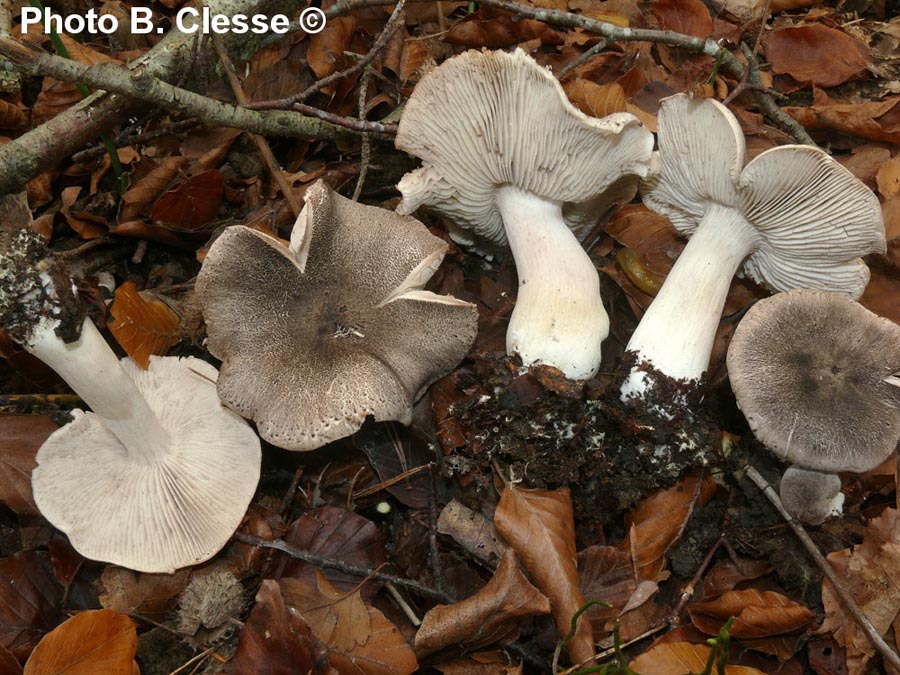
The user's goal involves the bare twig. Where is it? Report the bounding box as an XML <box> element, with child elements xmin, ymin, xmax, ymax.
<box><xmin>742</xmin><ymin>462</ymin><xmax>900</xmax><ymax>672</ymax></box>
<box><xmin>0</xmin><ymin>37</ymin><xmax>350</xmax><ymax>143</ymax></box>
<box><xmin>211</xmin><ymin>32</ymin><xmax>302</xmax><ymax>217</ymax></box>
<box><xmin>353</xmin><ymin>65</ymin><xmax>374</xmax><ymax>201</ymax></box>
<box><xmin>71</xmin><ymin>118</ymin><xmax>202</xmax><ymax>164</ymax></box>
<box><xmin>291</xmin><ymin>103</ymin><xmax>398</xmax><ymax>136</ymax></box>
<box><xmin>558</xmin><ymin>38</ymin><xmax>611</xmax><ymax>80</ymax></box>
<box><xmin>231</xmin><ymin>532</ymin><xmax>454</xmax><ymax>602</ymax></box>
<box><xmin>385</xmin><ymin>581</ymin><xmax>422</xmax><ymax>626</ymax></box>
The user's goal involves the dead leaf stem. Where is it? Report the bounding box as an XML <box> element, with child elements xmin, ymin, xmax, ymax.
<box><xmin>743</xmin><ymin>462</ymin><xmax>900</xmax><ymax>672</ymax></box>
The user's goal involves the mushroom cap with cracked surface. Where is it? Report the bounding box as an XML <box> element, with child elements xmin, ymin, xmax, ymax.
<box><xmin>31</xmin><ymin>356</ymin><xmax>261</xmax><ymax>574</ymax></box>
<box><xmin>727</xmin><ymin>289</ymin><xmax>900</xmax><ymax>473</ymax></box>
<box><xmin>196</xmin><ymin>180</ymin><xmax>478</xmax><ymax>451</ymax></box>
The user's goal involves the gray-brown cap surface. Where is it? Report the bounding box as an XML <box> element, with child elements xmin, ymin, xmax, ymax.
<box><xmin>728</xmin><ymin>289</ymin><xmax>900</xmax><ymax>473</ymax></box>
<box><xmin>196</xmin><ymin>181</ymin><xmax>478</xmax><ymax>451</ymax></box>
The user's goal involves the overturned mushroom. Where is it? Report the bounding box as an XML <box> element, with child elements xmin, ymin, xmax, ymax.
<box><xmin>622</xmin><ymin>94</ymin><xmax>885</xmax><ymax>405</ymax></box>
<box><xmin>0</xmin><ymin>227</ymin><xmax>261</xmax><ymax>573</ymax></box>
<box><xmin>395</xmin><ymin>48</ymin><xmax>653</xmax><ymax>380</ymax></box>
<box><xmin>727</xmin><ymin>290</ymin><xmax>900</xmax><ymax>524</ymax></box>
<box><xmin>196</xmin><ymin>180</ymin><xmax>478</xmax><ymax>451</ymax></box>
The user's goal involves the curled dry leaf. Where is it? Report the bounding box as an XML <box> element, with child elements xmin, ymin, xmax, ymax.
<box><xmin>435</xmin><ymin>650</ymin><xmax>522</xmax><ymax>674</ymax></box>
<box><xmin>763</xmin><ymin>24</ymin><xmax>869</xmax><ymax>87</ymax></box>
<box><xmin>280</xmin><ymin>573</ymin><xmax>418</xmax><ymax>675</ymax></box>
<box><xmin>563</xmin><ymin>80</ymin><xmax>627</xmax><ymax>118</ymax></box>
<box><xmin>0</xmin><ymin>101</ymin><xmax>26</xmax><ymax>130</ymax></box>
<box><xmin>446</xmin><ymin>8</ymin><xmax>563</xmax><ymax>47</ymax></box>
<box><xmin>23</xmin><ymin>610</ymin><xmax>137</xmax><ymax>675</ymax></box>
<box><xmin>228</xmin><ymin>580</ymin><xmax>326</xmax><ymax>675</ymax></box>
<box><xmin>651</xmin><ymin>0</ymin><xmax>713</xmax><ymax>37</ymax></box>
<box><xmin>0</xmin><ymin>552</ymin><xmax>61</xmax><ymax>662</ymax></box>
<box><xmin>271</xmin><ymin>507</ymin><xmax>387</xmax><ymax>603</ymax></box>
<box><xmin>118</xmin><ymin>157</ymin><xmax>189</xmax><ymax>224</ymax></box>
<box><xmin>0</xmin><ymin>644</ymin><xmax>22</xmax><ymax>675</ymax></box>
<box><xmin>860</xmin><ymin>270</ymin><xmax>900</xmax><ymax>325</ymax></box>
<box><xmin>415</xmin><ymin>550</ymin><xmax>550</xmax><ymax>657</ymax></box>
<box><xmin>107</xmin><ymin>281</ymin><xmax>181</xmax><ymax>369</ymax></box>
<box><xmin>437</xmin><ymin>499</ymin><xmax>508</xmax><ymax>565</ymax></box>
<box><xmin>308</xmin><ymin>16</ymin><xmax>358</xmax><ymax>81</ymax></box>
<box><xmin>150</xmin><ymin>169</ymin><xmax>225</xmax><ymax>231</ymax></box>
<box><xmin>820</xmin><ymin>508</ymin><xmax>900</xmax><ymax>675</ymax></box>
<box><xmin>876</xmin><ymin>157</ymin><xmax>900</xmax><ymax>200</ymax></box>
<box><xmin>493</xmin><ymin>485</ymin><xmax>595</xmax><ymax>665</ymax></box>
<box><xmin>623</xmin><ymin>473</ymin><xmax>716</xmax><ymax>582</ymax></box>
<box><xmin>98</xmin><ymin>566</ymin><xmax>191</xmax><ymax>622</ymax></box>
<box><xmin>689</xmin><ymin>589</ymin><xmax>815</xmax><ymax>638</ymax></box>
<box><xmin>630</xmin><ymin>641</ymin><xmax>766</xmax><ymax>675</ymax></box>
<box><xmin>785</xmin><ymin>98</ymin><xmax>900</xmax><ymax>144</ymax></box>
<box><xmin>0</xmin><ymin>414</ymin><xmax>56</xmax><ymax>514</ymax></box>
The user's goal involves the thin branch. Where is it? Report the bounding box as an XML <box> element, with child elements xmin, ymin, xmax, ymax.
<box><xmin>232</xmin><ymin>532</ymin><xmax>454</xmax><ymax>603</ymax></box>
<box><xmin>0</xmin><ymin>37</ymin><xmax>350</xmax><ymax>142</ymax></box>
<box><xmin>292</xmin><ymin>103</ymin><xmax>397</xmax><ymax>136</ymax></box>
<box><xmin>558</xmin><ymin>38</ymin><xmax>611</xmax><ymax>80</ymax></box>
<box><xmin>742</xmin><ymin>463</ymin><xmax>900</xmax><ymax>672</ymax></box>
<box><xmin>211</xmin><ymin>32</ymin><xmax>302</xmax><ymax>217</ymax></box>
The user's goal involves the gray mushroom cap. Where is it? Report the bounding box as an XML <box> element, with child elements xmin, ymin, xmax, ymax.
<box><xmin>728</xmin><ymin>289</ymin><xmax>900</xmax><ymax>474</ymax></box>
<box><xmin>643</xmin><ymin>94</ymin><xmax>885</xmax><ymax>299</ymax></box>
<box><xmin>779</xmin><ymin>466</ymin><xmax>844</xmax><ymax>526</ymax></box>
<box><xmin>395</xmin><ymin>48</ymin><xmax>653</xmax><ymax>255</ymax></box>
<box><xmin>196</xmin><ymin>181</ymin><xmax>478</xmax><ymax>451</ymax></box>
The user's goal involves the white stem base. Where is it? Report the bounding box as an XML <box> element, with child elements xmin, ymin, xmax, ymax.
<box><xmin>497</xmin><ymin>186</ymin><xmax>608</xmax><ymax>380</ymax></box>
<box><xmin>26</xmin><ymin>318</ymin><xmax>171</xmax><ymax>464</ymax></box>
<box><xmin>621</xmin><ymin>204</ymin><xmax>759</xmax><ymax>400</ymax></box>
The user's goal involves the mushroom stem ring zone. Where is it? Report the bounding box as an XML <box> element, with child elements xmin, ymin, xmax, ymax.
<box><xmin>498</xmin><ymin>186</ymin><xmax>607</xmax><ymax>380</ymax></box>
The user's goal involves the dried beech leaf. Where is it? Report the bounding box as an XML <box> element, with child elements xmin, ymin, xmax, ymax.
<box><xmin>446</xmin><ymin>8</ymin><xmax>562</xmax><ymax>47</ymax></box>
<box><xmin>0</xmin><ymin>101</ymin><xmax>26</xmax><ymax>130</ymax></box>
<box><xmin>108</xmin><ymin>281</ymin><xmax>181</xmax><ymax>369</ymax></box>
<box><xmin>272</xmin><ymin>507</ymin><xmax>386</xmax><ymax>602</ymax></box>
<box><xmin>118</xmin><ymin>157</ymin><xmax>188</xmax><ymax>223</ymax></box>
<box><xmin>99</xmin><ymin>567</ymin><xmax>191</xmax><ymax>621</ymax></box>
<box><xmin>0</xmin><ymin>551</ymin><xmax>62</xmax><ymax>661</ymax></box>
<box><xmin>860</xmin><ymin>269</ymin><xmax>900</xmax><ymax>325</ymax></box>
<box><xmin>689</xmin><ymin>589</ymin><xmax>815</xmax><ymax>638</ymax></box>
<box><xmin>494</xmin><ymin>485</ymin><xmax>594</xmax><ymax>664</ymax></box>
<box><xmin>0</xmin><ymin>644</ymin><xmax>22</xmax><ymax>675</ymax></box>
<box><xmin>784</xmin><ymin>98</ymin><xmax>900</xmax><ymax>144</ymax></box>
<box><xmin>630</xmin><ymin>642</ymin><xmax>766</xmax><ymax>674</ymax></box>
<box><xmin>764</xmin><ymin>25</ymin><xmax>868</xmax><ymax>87</ymax></box>
<box><xmin>821</xmin><ymin>508</ymin><xmax>900</xmax><ymax>675</ymax></box>
<box><xmin>651</xmin><ymin>0</ymin><xmax>713</xmax><ymax>37</ymax></box>
<box><xmin>0</xmin><ymin>414</ymin><xmax>56</xmax><ymax>514</ymax></box>
<box><xmin>564</xmin><ymin>80</ymin><xmax>627</xmax><ymax>117</ymax></box>
<box><xmin>770</xmin><ymin>0</ymin><xmax>823</xmax><ymax>9</ymax></box>
<box><xmin>60</xmin><ymin>186</ymin><xmax>107</xmax><ymax>240</ymax></box>
<box><xmin>281</xmin><ymin>573</ymin><xmax>418</xmax><ymax>675</ymax></box>
<box><xmin>23</xmin><ymin>609</ymin><xmax>137</xmax><ymax>675</ymax></box>
<box><xmin>415</xmin><ymin>550</ymin><xmax>550</xmax><ymax>657</ymax></box>
<box><xmin>876</xmin><ymin>157</ymin><xmax>900</xmax><ymax>200</ymax></box>
<box><xmin>150</xmin><ymin>169</ymin><xmax>225</xmax><ymax>231</ymax></box>
<box><xmin>308</xmin><ymin>17</ymin><xmax>358</xmax><ymax>81</ymax></box>
<box><xmin>435</xmin><ymin>651</ymin><xmax>522</xmax><ymax>674</ymax></box>
<box><xmin>623</xmin><ymin>474</ymin><xmax>716</xmax><ymax>582</ymax></box>
<box><xmin>229</xmin><ymin>580</ymin><xmax>325</xmax><ymax>675</ymax></box>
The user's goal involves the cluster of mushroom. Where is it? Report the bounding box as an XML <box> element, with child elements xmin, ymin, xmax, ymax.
<box><xmin>3</xmin><ymin>182</ymin><xmax>478</xmax><ymax>573</ymax></box>
<box><xmin>391</xmin><ymin>49</ymin><xmax>893</xmax><ymax>524</ymax></box>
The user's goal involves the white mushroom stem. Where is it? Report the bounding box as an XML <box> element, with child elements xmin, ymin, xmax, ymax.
<box><xmin>496</xmin><ymin>186</ymin><xmax>608</xmax><ymax>380</ymax></box>
<box><xmin>26</xmin><ymin>317</ymin><xmax>171</xmax><ymax>464</ymax></box>
<box><xmin>621</xmin><ymin>203</ymin><xmax>760</xmax><ymax>399</ymax></box>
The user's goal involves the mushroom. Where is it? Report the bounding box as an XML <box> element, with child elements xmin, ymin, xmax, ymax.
<box><xmin>778</xmin><ymin>466</ymin><xmax>844</xmax><ymax>526</ymax></box>
<box><xmin>394</xmin><ymin>48</ymin><xmax>654</xmax><ymax>380</ymax></box>
<box><xmin>195</xmin><ymin>180</ymin><xmax>478</xmax><ymax>452</ymax></box>
<box><xmin>727</xmin><ymin>289</ymin><xmax>900</xmax><ymax>524</ymax></box>
<box><xmin>0</xmin><ymin>228</ymin><xmax>261</xmax><ymax>573</ymax></box>
<box><xmin>621</xmin><ymin>94</ymin><xmax>885</xmax><ymax>404</ymax></box>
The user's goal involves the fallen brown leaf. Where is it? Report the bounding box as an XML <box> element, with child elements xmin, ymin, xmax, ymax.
<box><xmin>281</xmin><ymin>573</ymin><xmax>418</xmax><ymax>675</ymax></box>
<box><xmin>107</xmin><ymin>281</ymin><xmax>181</xmax><ymax>369</ymax></box>
<box><xmin>876</xmin><ymin>157</ymin><xmax>900</xmax><ymax>200</ymax></box>
<box><xmin>0</xmin><ymin>552</ymin><xmax>61</xmax><ymax>661</ymax></box>
<box><xmin>150</xmin><ymin>169</ymin><xmax>225</xmax><ymax>231</ymax></box>
<box><xmin>689</xmin><ymin>589</ymin><xmax>815</xmax><ymax>639</ymax></box>
<box><xmin>652</xmin><ymin>0</ymin><xmax>713</xmax><ymax>37</ymax></box>
<box><xmin>446</xmin><ymin>8</ymin><xmax>562</xmax><ymax>47</ymax></box>
<box><xmin>118</xmin><ymin>156</ymin><xmax>189</xmax><ymax>224</ymax></box>
<box><xmin>98</xmin><ymin>567</ymin><xmax>191</xmax><ymax>622</ymax></box>
<box><xmin>630</xmin><ymin>641</ymin><xmax>766</xmax><ymax>674</ymax></box>
<box><xmin>415</xmin><ymin>550</ymin><xmax>550</xmax><ymax>657</ymax></box>
<box><xmin>623</xmin><ymin>474</ymin><xmax>716</xmax><ymax>582</ymax></box>
<box><xmin>494</xmin><ymin>485</ymin><xmax>595</xmax><ymax>665</ymax></box>
<box><xmin>859</xmin><ymin>269</ymin><xmax>900</xmax><ymax>325</ymax></box>
<box><xmin>821</xmin><ymin>508</ymin><xmax>900</xmax><ymax>675</ymax></box>
<box><xmin>23</xmin><ymin>610</ymin><xmax>137</xmax><ymax>675</ymax></box>
<box><xmin>0</xmin><ymin>644</ymin><xmax>22</xmax><ymax>675</ymax></box>
<box><xmin>228</xmin><ymin>580</ymin><xmax>326</xmax><ymax>675</ymax></box>
<box><xmin>435</xmin><ymin>650</ymin><xmax>522</xmax><ymax>674</ymax></box>
<box><xmin>0</xmin><ymin>414</ymin><xmax>56</xmax><ymax>514</ymax></box>
<box><xmin>764</xmin><ymin>24</ymin><xmax>868</xmax><ymax>87</ymax></box>
<box><xmin>308</xmin><ymin>16</ymin><xmax>358</xmax><ymax>81</ymax></box>
<box><xmin>564</xmin><ymin>80</ymin><xmax>627</xmax><ymax>118</ymax></box>
<box><xmin>785</xmin><ymin>98</ymin><xmax>900</xmax><ymax>144</ymax></box>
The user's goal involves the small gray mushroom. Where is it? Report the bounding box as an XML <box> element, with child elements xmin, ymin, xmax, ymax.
<box><xmin>727</xmin><ymin>289</ymin><xmax>900</xmax><ymax>523</ymax></box>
